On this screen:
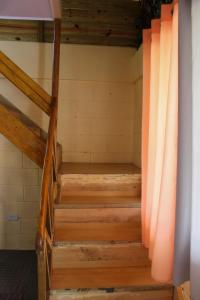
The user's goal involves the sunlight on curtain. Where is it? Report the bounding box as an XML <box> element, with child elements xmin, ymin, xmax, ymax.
<box><xmin>141</xmin><ymin>28</ymin><xmax>151</xmax><ymax>245</ymax></box>
<box><xmin>142</xmin><ymin>1</ymin><xmax>178</xmax><ymax>282</ymax></box>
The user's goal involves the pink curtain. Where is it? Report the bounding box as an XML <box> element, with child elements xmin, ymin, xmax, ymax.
<box><xmin>141</xmin><ymin>2</ymin><xmax>178</xmax><ymax>282</ymax></box>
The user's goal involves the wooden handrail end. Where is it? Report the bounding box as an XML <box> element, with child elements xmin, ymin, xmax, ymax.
<box><xmin>35</xmin><ymin>231</ymin><xmax>44</xmax><ymax>254</ymax></box>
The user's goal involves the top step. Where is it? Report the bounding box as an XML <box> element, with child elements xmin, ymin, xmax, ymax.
<box><xmin>60</xmin><ymin>163</ymin><xmax>141</xmax><ymax>198</ymax></box>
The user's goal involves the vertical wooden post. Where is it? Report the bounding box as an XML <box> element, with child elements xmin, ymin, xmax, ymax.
<box><xmin>38</xmin><ymin>252</ymin><xmax>47</xmax><ymax>300</ymax></box>
<box><xmin>52</xmin><ymin>19</ymin><xmax>61</xmax><ymax>101</ymax></box>
<box><xmin>51</xmin><ymin>18</ymin><xmax>61</xmax><ymax>202</ymax></box>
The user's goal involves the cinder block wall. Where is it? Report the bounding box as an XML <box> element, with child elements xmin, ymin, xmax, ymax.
<box><xmin>0</xmin><ymin>42</ymin><xmax>142</xmax><ymax>249</ymax></box>
<box><xmin>0</xmin><ymin>136</ymin><xmax>41</xmax><ymax>249</ymax></box>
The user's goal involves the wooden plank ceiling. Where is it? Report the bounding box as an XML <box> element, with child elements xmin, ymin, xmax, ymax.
<box><xmin>0</xmin><ymin>0</ymin><xmax>142</xmax><ymax>47</ymax></box>
<box><xmin>0</xmin><ymin>0</ymin><xmax>172</xmax><ymax>47</ymax></box>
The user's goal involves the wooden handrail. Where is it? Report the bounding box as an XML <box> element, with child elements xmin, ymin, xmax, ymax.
<box><xmin>36</xmin><ymin>19</ymin><xmax>61</xmax><ymax>300</ymax></box>
<box><xmin>36</xmin><ymin>19</ymin><xmax>61</xmax><ymax>252</ymax></box>
<box><xmin>36</xmin><ymin>104</ymin><xmax>57</xmax><ymax>250</ymax></box>
<box><xmin>0</xmin><ymin>50</ymin><xmax>52</xmax><ymax>115</ymax></box>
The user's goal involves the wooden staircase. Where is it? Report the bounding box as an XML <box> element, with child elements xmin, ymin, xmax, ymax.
<box><xmin>48</xmin><ymin>163</ymin><xmax>173</xmax><ymax>299</ymax></box>
<box><xmin>0</xmin><ymin>18</ymin><xmax>174</xmax><ymax>300</ymax></box>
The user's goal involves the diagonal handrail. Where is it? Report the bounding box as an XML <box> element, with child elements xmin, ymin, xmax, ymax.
<box><xmin>36</xmin><ymin>19</ymin><xmax>61</xmax><ymax>300</ymax></box>
<box><xmin>0</xmin><ymin>50</ymin><xmax>52</xmax><ymax>114</ymax></box>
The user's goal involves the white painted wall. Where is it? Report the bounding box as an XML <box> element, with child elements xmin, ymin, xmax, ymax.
<box><xmin>0</xmin><ymin>42</ymin><xmax>142</xmax><ymax>249</ymax></box>
<box><xmin>174</xmin><ymin>0</ymin><xmax>192</xmax><ymax>288</ymax></box>
<box><xmin>191</xmin><ymin>1</ymin><xmax>200</xmax><ymax>299</ymax></box>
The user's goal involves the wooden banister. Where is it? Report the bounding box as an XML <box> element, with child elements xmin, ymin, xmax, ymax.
<box><xmin>36</xmin><ymin>104</ymin><xmax>57</xmax><ymax>250</ymax></box>
<box><xmin>0</xmin><ymin>51</ymin><xmax>52</xmax><ymax>115</ymax></box>
<box><xmin>52</xmin><ymin>19</ymin><xmax>61</xmax><ymax>100</ymax></box>
<box><xmin>36</xmin><ymin>18</ymin><xmax>61</xmax><ymax>300</ymax></box>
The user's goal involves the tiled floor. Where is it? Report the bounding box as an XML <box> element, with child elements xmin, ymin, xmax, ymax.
<box><xmin>0</xmin><ymin>250</ymin><xmax>37</xmax><ymax>300</ymax></box>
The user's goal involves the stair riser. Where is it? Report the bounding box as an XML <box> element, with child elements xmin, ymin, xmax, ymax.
<box><xmin>54</xmin><ymin>206</ymin><xmax>141</xmax><ymax>242</ymax></box>
<box><xmin>52</xmin><ymin>243</ymin><xmax>150</xmax><ymax>269</ymax></box>
<box><xmin>51</xmin><ymin>267</ymin><xmax>169</xmax><ymax>289</ymax></box>
<box><xmin>54</xmin><ymin>208</ymin><xmax>141</xmax><ymax>223</ymax></box>
<box><xmin>50</xmin><ymin>289</ymin><xmax>173</xmax><ymax>300</ymax></box>
<box><xmin>56</xmin><ymin>196</ymin><xmax>140</xmax><ymax>209</ymax></box>
<box><xmin>61</xmin><ymin>174</ymin><xmax>141</xmax><ymax>197</ymax></box>
<box><xmin>54</xmin><ymin>222</ymin><xmax>141</xmax><ymax>242</ymax></box>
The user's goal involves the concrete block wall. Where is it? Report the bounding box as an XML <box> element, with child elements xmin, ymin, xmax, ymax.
<box><xmin>0</xmin><ymin>135</ymin><xmax>41</xmax><ymax>249</ymax></box>
<box><xmin>0</xmin><ymin>41</ymin><xmax>142</xmax><ymax>249</ymax></box>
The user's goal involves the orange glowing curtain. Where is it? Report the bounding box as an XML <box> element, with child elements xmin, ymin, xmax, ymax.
<box><xmin>141</xmin><ymin>2</ymin><xmax>178</xmax><ymax>282</ymax></box>
<box><xmin>141</xmin><ymin>28</ymin><xmax>151</xmax><ymax>245</ymax></box>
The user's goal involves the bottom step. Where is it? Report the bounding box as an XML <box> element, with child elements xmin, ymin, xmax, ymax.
<box><xmin>50</xmin><ymin>287</ymin><xmax>174</xmax><ymax>300</ymax></box>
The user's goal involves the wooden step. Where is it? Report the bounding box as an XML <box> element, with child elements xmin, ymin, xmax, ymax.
<box><xmin>50</xmin><ymin>266</ymin><xmax>171</xmax><ymax>290</ymax></box>
<box><xmin>0</xmin><ymin>95</ymin><xmax>62</xmax><ymax>168</ymax></box>
<box><xmin>50</xmin><ymin>288</ymin><xmax>174</xmax><ymax>300</ymax></box>
<box><xmin>54</xmin><ymin>207</ymin><xmax>141</xmax><ymax>242</ymax></box>
<box><xmin>55</xmin><ymin>207</ymin><xmax>140</xmax><ymax>223</ymax></box>
<box><xmin>56</xmin><ymin>196</ymin><xmax>140</xmax><ymax>208</ymax></box>
<box><xmin>61</xmin><ymin>164</ymin><xmax>141</xmax><ymax>197</ymax></box>
<box><xmin>52</xmin><ymin>242</ymin><xmax>150</xmax><ymax>269</ymax></box>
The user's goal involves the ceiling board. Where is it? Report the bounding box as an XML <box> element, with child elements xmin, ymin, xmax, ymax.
<box><xmin>0</xmin><ymin>0</ymin><xmax>144</xmax><ymax>47</ymax></box>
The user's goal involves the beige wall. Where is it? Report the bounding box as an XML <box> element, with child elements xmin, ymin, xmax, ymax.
<box><xmin>0</xmin><ymin>42</ymin><xmax>137</xmax><ymax>163</ymax></box>
<box><xmin>0</xmin><ymin>42</ymin><xmax>142</xmax><ymax>249</ymax></box>
<box><xmin>0</xmin><ymin>136</ymin><xmax>41</xmax><ymax>249</ymax></box>
<box><xmin>131</xmin><ymin>45</ymin><xmax>143</xmax><ymax>168</ymax></box>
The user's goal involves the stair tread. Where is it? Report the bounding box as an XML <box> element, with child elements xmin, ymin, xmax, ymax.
<box><xmin>51</xmin><ymin>266</ymin><xmax>171</xmax><ymax>290</ymax></box>
<box><xmin>49</xmin><ymin>287</ymin><xmax>173</xmax><ymax>300</ymax></box>
<box><xmin>52</xmin><ymin>241</ymin><xmax>150</xmax><ymax>269</ymax></box>
<box><xmin>61</xmin><ymin>163</ymin><xmax>141</xmax><ymax>175</ymax></box>
<box><xmin>56</xmin><ymin>196</ymin><xmax>140</xmax><ymax>208</ymax></box>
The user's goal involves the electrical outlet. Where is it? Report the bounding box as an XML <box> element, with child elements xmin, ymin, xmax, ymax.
<box><xmin>7</xmin><ymin>214</ymin><xmax>20</xmax><ymax>221</ymax></box>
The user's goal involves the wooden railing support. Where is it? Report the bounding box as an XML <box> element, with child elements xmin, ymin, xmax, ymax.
<box><xmin>0</xmin><ymin>51</ymin><xmax>52</xmax><ymax>115</ymax></box>
<box><xmin>37</xmin><ymin>252</ymin><xmax>47</xmax><ymax>300</ymax></box>
<box><xmin>52</xmin><ymin>19</ymin><xmax>61</xmax><ymax>101</ymax></box>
